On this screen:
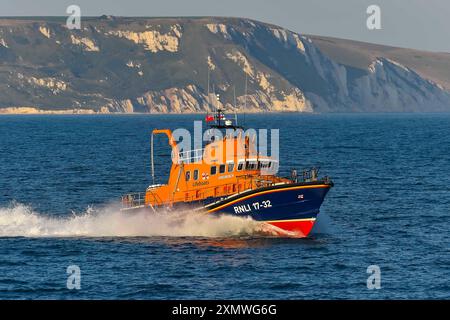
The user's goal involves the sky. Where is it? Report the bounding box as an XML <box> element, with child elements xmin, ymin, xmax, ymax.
<box><xmin>2</xmin><ymin>0</ymin><xmax>450</xmax><ymax>52</ymax></box>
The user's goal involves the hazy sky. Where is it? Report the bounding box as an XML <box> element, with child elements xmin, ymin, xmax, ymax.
<box><xmin>2</xmin><ymin>0</ymin><xmax>450</xmax><ymax>52</ymax></box>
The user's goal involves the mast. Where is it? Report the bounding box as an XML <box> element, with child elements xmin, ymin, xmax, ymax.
<box><xmin>234</xmin><ymin>85</ymin><xmax>238</xmax><ymax>126</ymax></box>
<box><xmin>212</xmin><ymin>84</ymin><xmax>215</xmax><ymax>110</ymax></box>
<box><xmin>244</xmin><ymin>73</ymin><xmax>247</xmax><ymax>127</ymax></box>
<box><xmin>207</xmin><ymin>67</ymin><xmax>210</xmax><ymax>116</ymax></box>
<box><xmin>151</xmin><ymin>133</ymin><xmax>155</xmax><ymax>185</ymax></box>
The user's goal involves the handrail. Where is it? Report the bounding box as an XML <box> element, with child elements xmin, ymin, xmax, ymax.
<box><xmin>121</xmin><ymin>192</ymin><xmax>146</xmax><ymax>209</ymax></box>
<box><xmin>122</xmin><ymin>168</ymin><xmax>329</xmax><ymax>210</ymax></box>
<box><xmin>178</xmin><ymin>148</ymin><xmax>205</xmax><ymax>164</ymax></box>
<box><xmin>121</xmin><ymin>190</ymin><xmax>165</xmax><ymax>210</ymax></box>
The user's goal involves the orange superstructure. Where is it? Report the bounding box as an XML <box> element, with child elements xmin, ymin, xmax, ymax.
<box><xmin>145</xmin><ymin>124</ymin><xmax>286</xmax><ymax>207</ymax></box>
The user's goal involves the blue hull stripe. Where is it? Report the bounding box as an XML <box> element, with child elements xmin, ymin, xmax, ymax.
<box><xmin>143</xmin><ymin>182</ymin><xmax>332</xmax><ymax>224</ymax></box>
<box><xmin>205</xmin><ymin>182</ymin><xmax>331</xmax><ymax>222</ymax></box>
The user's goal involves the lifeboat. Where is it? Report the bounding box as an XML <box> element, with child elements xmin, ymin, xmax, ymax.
<box><xmin>121</xmin><ymin>109</ymin><xmax>333</xmax><ymax>238</ymax></box>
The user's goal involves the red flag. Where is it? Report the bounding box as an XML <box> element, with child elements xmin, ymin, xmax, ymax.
<box><xmin>205</xmin><ymin>115</ymin><xmax>214</xmax><ymax>122</ymax></box>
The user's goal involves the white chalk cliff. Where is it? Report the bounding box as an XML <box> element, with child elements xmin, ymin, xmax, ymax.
<box><xmin>0</xmin><ymin>16</ymin><xmax>449</xmax><ymax>113</ymax></box>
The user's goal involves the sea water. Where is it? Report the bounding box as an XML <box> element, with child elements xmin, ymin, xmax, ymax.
<box><xmin>0</xmin><ymin>113</ymin><xmax>448</xmax><ymax>299</ymax></box>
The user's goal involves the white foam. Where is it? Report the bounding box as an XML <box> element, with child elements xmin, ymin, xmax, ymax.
<box><xmin>0</xmin><ymin>202</ymin><xmax>285</xmax><ymax>238</ymax></box>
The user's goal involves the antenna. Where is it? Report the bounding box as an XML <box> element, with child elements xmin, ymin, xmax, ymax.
<box><xmin>244</xmin><ymin>73</ymin><xmax>247</xmax><ymax>127</ymax></box>
<box><xmin>214</xmin><ymin>86</ymin><xmax>221</xmax><ymax>117</ymax></box>
<box><xmin>207</xmin><ymin>67</ymin><xmax>210</xmax><ymax>115</ymax></box>
<box><xmin>151</xmin><ymin>133</ymin><xmax>155</xmax><ymax>185</ymax></box>
<box><xmin>234</xmin><ymin>86</ymin><xmax>238</xmax><ymax>126</ymax></box>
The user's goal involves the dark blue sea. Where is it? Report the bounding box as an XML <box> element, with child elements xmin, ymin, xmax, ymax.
<box><xmin>0</xmin><ymin>114</ymin><xmax>448</xmax><ymax>299</ymax></box>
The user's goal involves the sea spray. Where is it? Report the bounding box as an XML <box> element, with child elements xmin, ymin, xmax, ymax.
<box><xmin>0</xmin><ymin>202</ymin><xmax>286</xmax><ymax>238</ymax></box>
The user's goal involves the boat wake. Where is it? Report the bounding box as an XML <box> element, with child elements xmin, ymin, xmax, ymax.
<box><xmin>0</xmin><ymin>202</ymin><xmax>292</xmax><ymax>238</ymax></box>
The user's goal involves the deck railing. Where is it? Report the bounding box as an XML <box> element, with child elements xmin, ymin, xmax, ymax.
<box><xmin>122</xmin><ymin>168</ymin><xmax>330</xmax><ymax>210</ymax></box>
<box><xmin>121</xmin><ymin>192</ymin><xmax>146</xmax><ymax>209</ymax></box>
<box><xmin>177</xmin><ymin>148</ymin><xmax>204</xmax><ymax>164</ymax></box>
<box><xmin>121</xmin><ymin>188</ymin><xmax>166</xmax><ymax>210</ymax></box>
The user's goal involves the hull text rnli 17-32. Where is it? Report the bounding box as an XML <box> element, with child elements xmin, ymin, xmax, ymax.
<box><xmin>121</xmin><ymin>109</ymin><xmax>333</xmax><ymax>238</ymax></box>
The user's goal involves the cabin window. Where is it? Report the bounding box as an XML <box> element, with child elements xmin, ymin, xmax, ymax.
<box><xmin>219</xmin><ymin>164</ymin><xmax>226</xmax><ymax>174</ymax></box>
<box><xmin>227</xmin><ymin>163</ymin><xmax>234</xmax><ymax>172</ymax></box>
<box><xmin>237</xmin><ymin>163</ymin><xmax>243</xmax><ymax>171</ymax></box>
<box><xmin>193</xmin><ymin>169</ymin><xmax>199</xmax><ymax>180</ymax></box>
<box><xmin>185</xmin><ymin>171</ymin><xmax>191</xmax><ymax>181</ymax></box>
<box><xmin>210</xmin><ymin>166</ymin><xmax>217</xmax><ymax>175</ymax></box>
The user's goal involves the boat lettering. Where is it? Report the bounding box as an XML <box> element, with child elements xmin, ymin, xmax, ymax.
<box><xmin>233</xmin><ymin>200</ymin><xmax>272</xmax><ymax>213</ymax></box>
<box><xmin>218</xmin><ymin>174</ymin><xmax>234</xmax><ymax>180</ymax></box>
<box><xmin>193</xmin><ymin>181</ymin><xmax>209</xmax><ymax>187</ymax></box>
<box><xmin>252</xmin><ymin>200</ymin><xmax>272</xmax><ymax>210</ymax></box>
<box><xmin>262</xmin><ymin>200</ymin><xmax>272</xmax><ymax>208</ymax></box>
<box><xmin>233</xmin><ymin>204</ymin><xmax>252</xmax><ymax>214</ymax></box>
